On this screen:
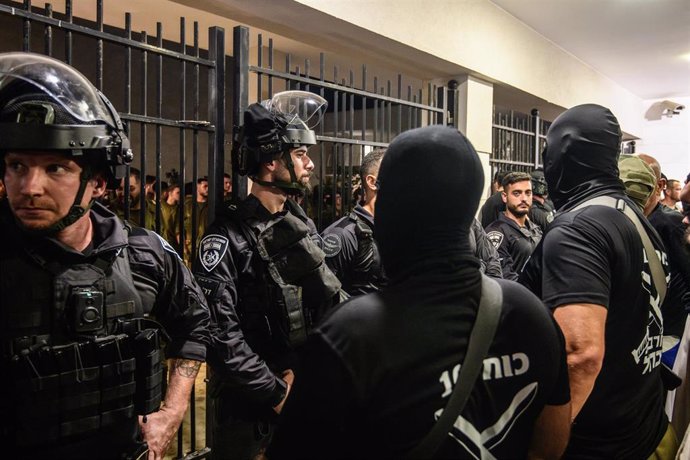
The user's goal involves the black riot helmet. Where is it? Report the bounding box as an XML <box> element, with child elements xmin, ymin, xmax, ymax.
<box><xmin>233</xmin><ymin>90</ymin><xmax>326</xmax><ymax>193</ymax></box>
<box><xmin>530</xmin><ymin>168</ymin><xmax>548</xmax><ymax>196</ymax></box>
<box><xmin>0</xmin><ymin>52</ymin><xmax>133</xmax><ymax>233</ymax></box>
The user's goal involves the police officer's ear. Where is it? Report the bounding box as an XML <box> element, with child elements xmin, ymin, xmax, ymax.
<box><xmin>89</xmin><ymin>174</ymin><xmax>108</xmax><ymax>200</ymax></box>
<box><xmin>501</xmin><ymin>190</ymin><xmax>508</xmax><ymax>204</ymax></box>
<box><xmin>365</xmin><ymin>174</ymin><xmax>378</xmax><ymax>191</ymax></box>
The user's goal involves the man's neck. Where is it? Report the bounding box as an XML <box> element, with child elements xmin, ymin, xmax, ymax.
<box><xmin>504</xmin><ymin>210</ymin><xmax>527</xmax><ymax>227</ymax></box>
<box><xmin>644</xmin><ymin>196</ymin><xmax>660</xmax><ymax>217</ymax></box>
<box><xmin>362</xmin><ymin>194</ymin><xmax>376</xmax><ymax>217</ymax></box>
<box><xmin>661</xmin><ymin>197</ymin><xmax>677</xmax><ymax>208</ymax></box>
<box><xmin>252</xmin><ymin>182</ymin><xmax>287</xmax><ymax>214</ymax></box>
<box><xmin>55</xmin><ymin>213</ymin><xmax>94</xmax><ymax>252</ymax></box>
<box><xmin>533</xmin><ymin>195</ymin><xmax>545</xmax><ymax>205</ymax></box>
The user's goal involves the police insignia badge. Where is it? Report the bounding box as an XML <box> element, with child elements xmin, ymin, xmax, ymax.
<box><xmin>322</xmin><ymin>233</ymin><xmax>342</xmax><ymax>257</ymax></box>
<box><xmin>487</xmin><ymin>231</ymin><xmax>504</xmax><ymax>249</ymax></box>
<box><xmin>199</xmin><ymin>235</ymin><xmax>229</xmax><ymax>272</ymax></box>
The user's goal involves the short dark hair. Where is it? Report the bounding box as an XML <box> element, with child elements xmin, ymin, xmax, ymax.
<box><xmin>145</xmin><ymin>174</ymin><xmax>156</xmax><ymax>185</ymax></box>
<box><xmin>197</xmin><ymin>176</ymin><xmax>208</xmax><ymax>184</ymax></box>
<box><xmin>129</xmin><ymin>166</ymin><xmax>141</xmax><ymax>181</ymax></box>
<box><xmin>502</xmin><ymin>171</ymin><xmax>531</xmax><ymax>189</ymax></box>
<box><xmin>224</xmin><ymin>172</ymin><xmax>231</xmax><ymax>179</ymax></box>
<box><xmin>493</xmin><ymin>169</ymin><xmax>508</xmax><ymax>185</ymax></box>
<box><xmin>360</xmin><ymin>148</ymin><xmax>386</xmax><ymax>179</ymax></box>
<box><xmin>667</xmin><ymin>179</ymin><xmax>679</xmax><ymax>188</ymax></box>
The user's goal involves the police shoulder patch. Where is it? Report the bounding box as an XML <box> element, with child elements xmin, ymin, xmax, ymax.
<box><xmin>486</xmin><ymin>231</ymin><xmax>504</xmax><ymax>249</ymax></box>
<box><xmin>322</xmin><ymin>233</ymin><xmax>342</xmax><ymax>258</ymax></box>
<box><xmin>199</xmin><ymin>234</ymin><xmax>229</xmax><ymax>272</ymax></box>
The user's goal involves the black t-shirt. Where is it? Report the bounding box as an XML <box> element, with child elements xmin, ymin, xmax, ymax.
<box><xmin>485</xmin><ymin>214</ymin><xmax>542</xmax><ymax>281</ymax></box>
<box><xmin>520</xmin><ymin>199</ymin><xmax>668</xmax><ymax>458</ymax></box>
<box><xmin>648</xmin><ymin>203</ymin><xmax>690</xmax><ymax>337</ymax></box>
<box><xmin>268</xmin><ymin>274</ymin><xmax>569</xmax><ymax>459</ymax></box>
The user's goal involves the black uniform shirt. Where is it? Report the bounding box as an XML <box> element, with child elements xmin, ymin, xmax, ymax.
<box><xmin>648</xmin><ymin>203</ymin><xmax>690</xmax><ymax>337</ymax></box>
<box><xmin>321</xmin><ymin>205</ymin><xmax>385</xmax><ymax>296</ymax></box>
<box><xmin>520</xmin><ymin>199</ymin><xmax>668</xmax><ymax>459</ymax></box>
<box><xmin>268</xmin><ymin>273</ymin><xmax>569</xmax><ymax>459</ymax></box>
<box><xmin>485</xmin><ymin>213</ymin><xmax>542</xmax><ymax>281</ymax></box>
<box><xmin>529</xmin><ymin>199</ymin><xmax>554</xmax><ymax>231</ymax></box>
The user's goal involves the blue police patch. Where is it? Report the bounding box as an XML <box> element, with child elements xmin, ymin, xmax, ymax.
<box><xmin>199</xmin><ymin>234</ymin><xmax>229</xmax><ymax>272</ymax></box>
<box><xmin>323</xmin><ymin>233</ymin><xmax>342</xmax><ymax>257</ymax></box>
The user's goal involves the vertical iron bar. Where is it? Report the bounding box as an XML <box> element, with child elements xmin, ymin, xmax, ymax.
<box><xmin>65</xmin><ymin>0</ymin><xmax>72</xmax><ymax>63</ymax></box>
<box><xmin>23</xmin><ymin>0</ymin><xmax>31</xmax><ymax>52</ymax></box>
<box><xmin>232</xmin><ymin>26</ymin><xmax>249</xmax><ymax>200</ymax></box>
<box><xmin>268</xmin><ymin>38</ymin><xmax>273</xmax><ymax>96</ymax></box>
<box><xmin>397</xmin><ymin>74</ymin><xmax>402</xmax><ymax>135</ymax></box>
<box><xmin>285</xmin><ymin>54</ymin><xmax>292</xmax><ymax>91</ymax></box>
<box><xmin>361</xmin><ymin>65</ymin><xmax>367</xmax><ymax>142</ymax></box>
<box><xmin>317</xmin><ymin>52</ymin><xmax>325</xmax><ymax>229</ymax></box>
<box><xmin>348</xmin><ymin>70</ymin><xmax>354</xmax><ymax>213</ymax></box>
<box><xmin>124</xmin><ymin>13</ymin><xmax>132</xmax><ymax>113</ymax></box>
<box><xmin>532</xmin><ymin>108</ymin><xmax>540</xmax><ymax>168</ymax></box>
<box><xmin>407</xmin><ymin>86</ymin><xmax>412</xmax><ymax>130</ymax></box>
<box><xmin>386</xmin><ymin>80</ymin><xmax>391</xmax><ymax>141</ymax></box>
<box><xmin>332</xmin><ymin>65</ymin><xmax>339</xmax><ymax>213</ymax></box>
<box><xmin>177</xmin><ymin>17</ymin><xmax>187</xmax><ymax>256</ymax></box>
<box><xmin>373</xmin><ymin>76</ymin><xmax>378</xmax><ymax>142</ymax></box>
<box><xmin>44</xmin><ymin>3</ymin><xmax>52</xmax><ymax>56</ymax></box>
<box><xmin>139</xmin><ymin>30</ymin><xmax>148</xmax><ymax>227</ymax></box>
<box><xmin>208</xmin><ymin>26</ymin><xmax>226</xmax><ymax>228</ymax></box>
<box><xmin>257</xmin><ymin>34</ymin><xmax>262</xmax><ymax>100</ymax></box>
<box><xmin>154</xmin><ymin>22</ymin><xmax>163</xmax><ymax>235</ymax></box>
<box><xmin>96</xmin><ymin>0</ymin><xmax>103</xmax><ymax>91</ymax></box>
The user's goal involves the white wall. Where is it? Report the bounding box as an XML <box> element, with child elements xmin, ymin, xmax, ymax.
<box><xmin>294</xmin><ymin>0</ymin><xmax>646</xmax><ymax>136</ymax></box>
<box><xmin>636</xmin><ymin>97</ymin><xmax>690</xmax><ymax>182</ymax></box>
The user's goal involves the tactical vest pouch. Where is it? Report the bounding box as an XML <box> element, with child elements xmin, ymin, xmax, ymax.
<box><xmin>132</xmin><ymin>328</ymin><xmax>164</xmax><ymax>415</ymax></box>
<box><xmin>9</xmin><ymin>334</ymin><xmax>137</xmax><ymax>446</ymax></box>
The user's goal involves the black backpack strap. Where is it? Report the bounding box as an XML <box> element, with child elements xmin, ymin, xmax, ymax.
<box><xmin>406</xmin><ymin>275</ymin><xmax>503</xmax><ymax>459</ymax></box>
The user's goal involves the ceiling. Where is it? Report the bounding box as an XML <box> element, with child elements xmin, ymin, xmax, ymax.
<box><xmin>490</xmin><ymin>0</ymin><xmax>690</xmax><ymax>100</ymax></box>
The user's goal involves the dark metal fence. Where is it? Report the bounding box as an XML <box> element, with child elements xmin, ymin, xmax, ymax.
<box><xmin>232</xmin><ymin>25</ymin><xmax>450</xmax><ymax>230</ymax></box>
<box><xmin>491</xmin><ymin>106</ymin><xmax>550</xmax><ymax>177</ymax></box>
<box><xmin>0</xmin><ymin>0</ymin><xmax>224</xmax><ymax>457</ymax></box>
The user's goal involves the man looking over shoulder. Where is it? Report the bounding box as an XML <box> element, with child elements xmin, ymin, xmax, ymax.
<box><xmin>0</xmin><ymin>52</ymin><xmax>210</xmax><ymax>460</ymax></box>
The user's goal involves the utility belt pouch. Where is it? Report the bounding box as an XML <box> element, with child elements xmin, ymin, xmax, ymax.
<box><xmin>132</xmin><ymin>328</ymin><xmax>164</xmax><ymax>415</ymax></box>
<box><xmin>280</xmin><ymin>284</ymin><xmax>307</xmax><ymax>346</ymax></box>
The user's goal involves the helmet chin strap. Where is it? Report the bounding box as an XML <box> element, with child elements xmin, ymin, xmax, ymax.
<box><xmin>21</xmin><ymin>165</ymin><xmax>94</xmax><ymax>236</ymax></box>
<box><xmin>252</xmin><ymin>150</ymin><xmax>306</xmax><ymax>195</ymax></box>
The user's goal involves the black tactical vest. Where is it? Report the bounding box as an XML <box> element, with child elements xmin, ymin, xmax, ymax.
<box><xmin>228</xmin><ymin>198</ymin><xmax>341</xmax><ymax>358</ymax></box>
<box><xmin>348</xmin><ymin>211</ymin><xmax>386</xmax><ymax>294</ymax></box>
<box><xmin>1</xmin><ymin>222</ymin><xmax>164</xmax><ymax>449</ymax></box>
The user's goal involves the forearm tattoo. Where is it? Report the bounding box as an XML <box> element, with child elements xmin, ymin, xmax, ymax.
<box><xmin>171</xmin><ymin>359</ymin><xmax>202</xmax><ymax>379</ymax></box>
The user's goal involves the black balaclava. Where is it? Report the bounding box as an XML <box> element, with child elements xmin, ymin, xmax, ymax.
<box><xmin>375</xmin><ymin>125</ymin><xmax>483</xmax><ymax>284</ymax></box>
<box><xmin>543</xmin><ymin>103</ymin><xmax>624</xmax><ymax>210</ymax></box>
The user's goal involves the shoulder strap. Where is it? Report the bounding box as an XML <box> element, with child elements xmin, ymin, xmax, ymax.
<box><xmin>570</xmin><ymin>196</ymin><xmax>666</xmax><ymax>305</ymax></box>
<box><xmin>406</xmin><ymin>275</ymin><xmax>503</xmax><ymax>459</ymax></box>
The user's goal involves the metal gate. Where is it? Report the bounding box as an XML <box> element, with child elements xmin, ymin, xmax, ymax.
<box><xmin>491</xmin><ymin>106</ymin><xmax>550</xmax><ymax>177</ymax></box>
<box><xmin>0</xmin><ymin>0</ymin><xmax>224</xmax><ymax>457</ymax></box>
<box><xmin>232</xmin><ymin>25</ymin><xmax>450</xmax><ymax>230</ymax></box>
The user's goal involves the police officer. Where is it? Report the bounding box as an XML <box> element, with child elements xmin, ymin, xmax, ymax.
<box><xmin>528</xmin><ymin>168</ymin><xmax>554</xmax><ymax>230</ymax></box>
<box><xmin>0</xmin><ymin>53</ymin><xmax>210</xmax><ymax>459</ymax></box>
<box><xmin>321</xmin><ymin>148</ymin><xmax>386</xmax><ymax>295</ymax></box>
<box><xmin>485</xmin><ymin>171</ymin><xmax>542</xmax><ymax>281</ymax></box>
<box><xmin>192</xmin><ymin>91</ymin><xmax>341</xmax><ymax>459</ymax></box>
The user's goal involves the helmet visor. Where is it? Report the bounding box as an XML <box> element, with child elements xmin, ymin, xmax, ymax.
<box><xmin>0</xmin><ymin>52</ymin><xmax>114</xmax><ymax>126</ymax></box>
<box><xmin>263</xmin><ymin>90</ymin><xmax>327</xmax><ymax>128</ymax></box>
